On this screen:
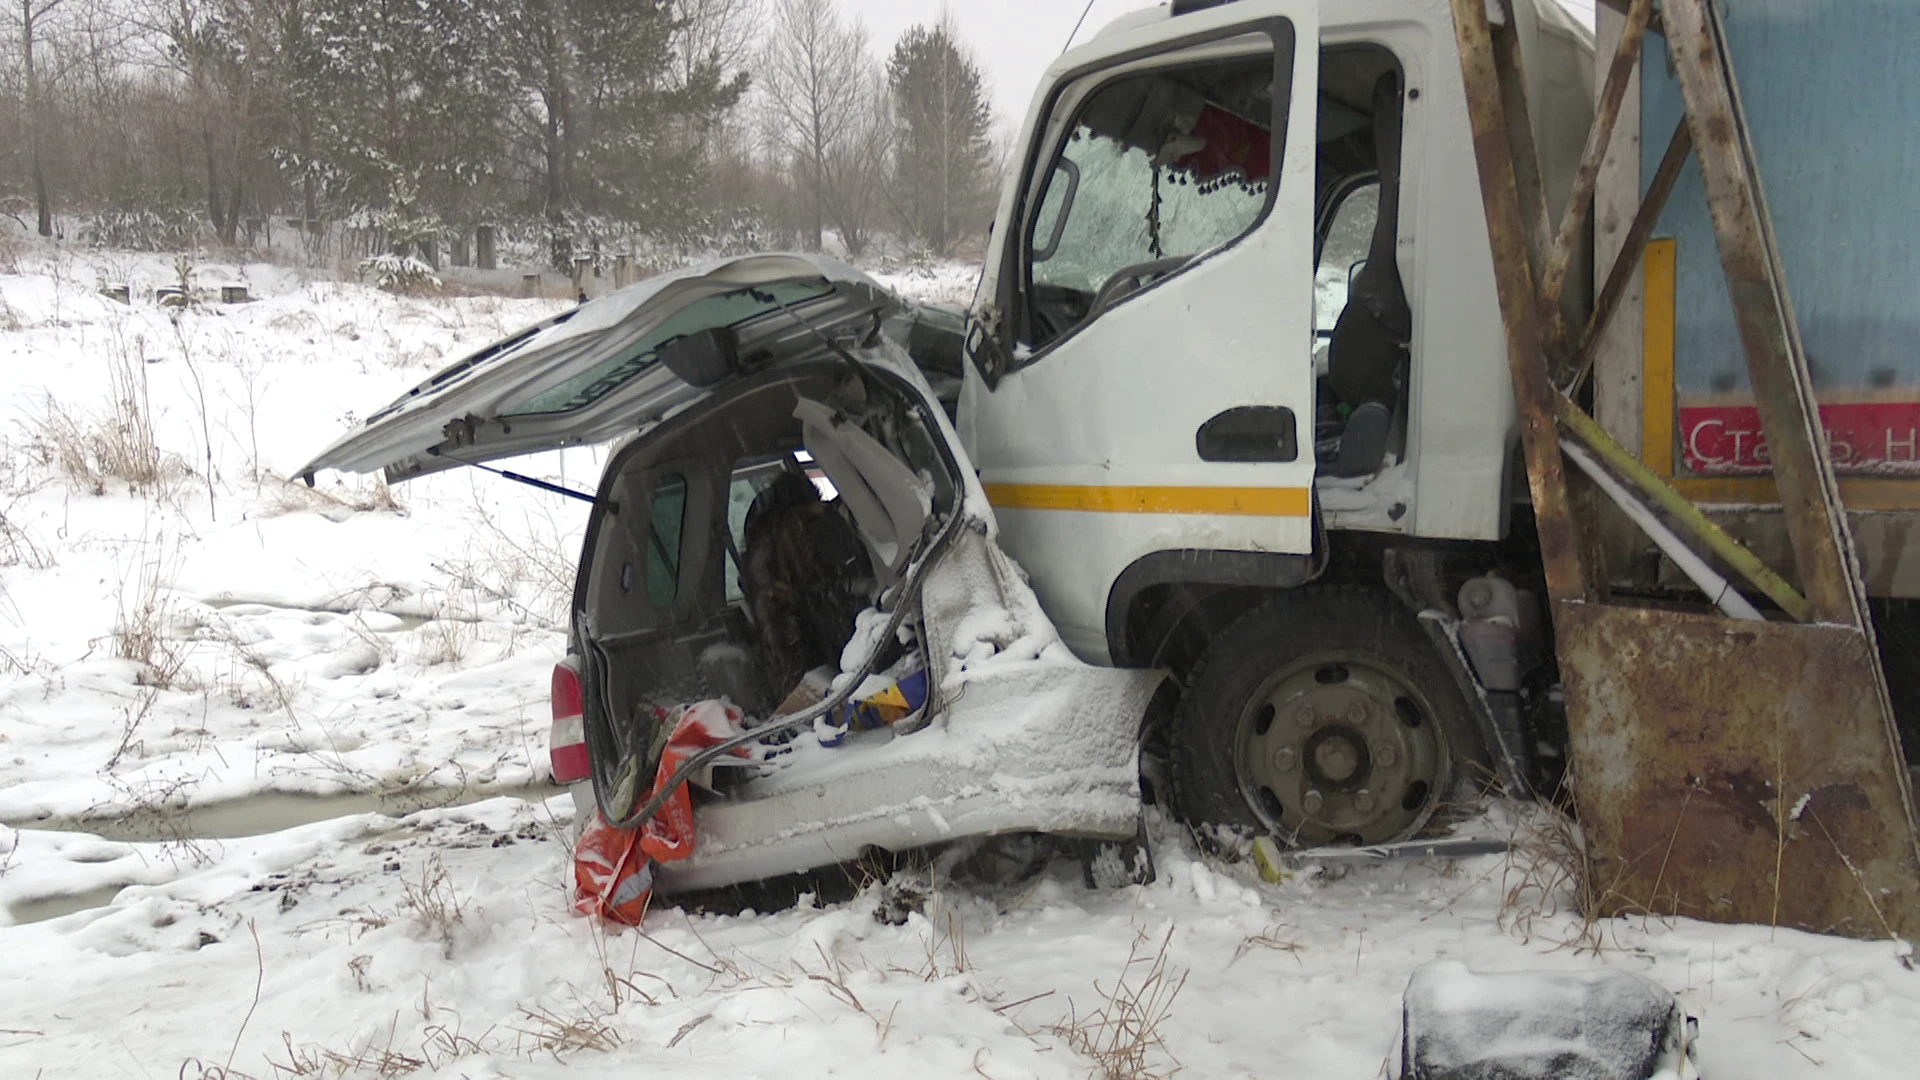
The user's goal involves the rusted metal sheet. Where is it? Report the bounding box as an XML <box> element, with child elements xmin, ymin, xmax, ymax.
<box><xmin>1662</xmin><ymin>0</ymin><xmax>1864</xmax><ymax>626</ymax></box>
<box><xmin>1449</xmin><ymin>0</ymin><xmax>1588</xmax><ymax>606</ymax></box>
<box><xmin>1557</xmin><ymin>599</ymin><xmax>1920</xmax><ymax>939</ymax></box>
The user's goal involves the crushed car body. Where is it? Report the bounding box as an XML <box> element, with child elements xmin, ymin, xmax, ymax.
<box><xmin>300</xmin><ymin>254</ymin><xmax>1162</xmax><ymax>906</ymax></box>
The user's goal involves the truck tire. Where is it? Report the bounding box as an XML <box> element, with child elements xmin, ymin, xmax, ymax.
<box><xmin>1170</xmin><ymin>587</ymin><xmax>1479</xmax><ymax>847</ymax></box>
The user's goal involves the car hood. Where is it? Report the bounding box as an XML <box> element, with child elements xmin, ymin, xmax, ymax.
<box><xmin>297</xmin><ymin>253</ymin><xmax>897</xmax><ymax>483</ymax></box>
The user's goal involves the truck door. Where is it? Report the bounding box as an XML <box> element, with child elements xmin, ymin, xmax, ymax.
<box><xmin>961</xmin><ymin>2</ymin><xmax>1319</xmax><ymax>661</ymax></box>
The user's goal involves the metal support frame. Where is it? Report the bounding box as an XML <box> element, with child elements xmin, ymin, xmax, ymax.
<box><xmin>1569</xmin><ymin>118</ymin><xmax>1690</xmax><ymax>395</ymax></box>
<box><xmin>1449</xmin><ymin>0</ymin><xmax>1586</xmax><ymax>606</ymax></box>
<box><xmin>1451</xmin><ymin>0</ymin><xmax>1920</xmax><ymax>939</ymax></box>
<box><xmin>1538</xmin><ymin>0</ymin><xmax>1653</xmax><ymax>335</ymax></box>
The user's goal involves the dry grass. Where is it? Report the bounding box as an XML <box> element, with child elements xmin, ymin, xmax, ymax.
<box><xmin>1496</xmin><ymin>795</ymin><xmax>1632</xmax><ymax>954</ymax></box>
<box><xmin>112</xmin><ymin>534</ymin><xmax>188</xmax><ymax>689</ymax></box>
<box><xmin>398</xmin><ymin>856</ymin><xmax>467</xmax><ymax>959</ymax></box>
<box><xmin>104</xmin><ymin>531</ymin><xmax>190</xmax><ymax>772</ymax></box>
<box><xmin>28</xmin><ymin>336</ymin><xmax>181</xmax><ymax>494</ymax></box>
<box><xmin>916</xmin><ymin>907</ymin><xmax>972</xmax><ymax>980</ymax></box>
<box><xmin>0</xmin><ymin>496</ymin><xmax>51</xmax><ymax>569</ymax></box>
<box><xmin>266</xmin><ymin>476</ymin><xmax>406</xmax><ymax>518</ymax></box>
<box><xmin>189</xmin><ymin>1013</ymin><xmax>505</xmax><ymax>1078</ymax></box>
<box><xmin>411</xmin><ymin>605</ymin><xmax>482</xmax><ymax>668</ymax></box>
<box><xmin>1054</xmin><ymin>928</ymin><xmax>1188</xmax><ymax>1080</ymax></box>
<box><xmin>512</xmin><ymin>1005</ymin><xmax>623</xmax><ymax>1060</ymax></box>
<box><xmin>1231</xmin><ymin>922</ymin><xmax>1307</xmax><ymax>967</ymax></box>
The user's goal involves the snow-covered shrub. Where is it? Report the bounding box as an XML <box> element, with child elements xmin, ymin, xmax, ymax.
<box><xmin>358</xmin><ymin>252</ymin><xmax>442</xmax><ymax>295</ymax></box>
<box><xmin>0</xmin><ymin>218</ymin><xmax>21</xmax><ymax>274</ymax></box>
<box><xmin>80</xmin><ymin>209</ymin><xmax>205</xmax><ymax>252</ymax></box>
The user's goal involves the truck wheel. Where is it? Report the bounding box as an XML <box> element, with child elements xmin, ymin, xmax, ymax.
<box><xmin>1171</xmin><ymin>588</ymin><xmax>1476</xmax><ymax>848</ymax></box>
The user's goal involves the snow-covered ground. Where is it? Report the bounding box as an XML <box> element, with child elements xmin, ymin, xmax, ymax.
<box><xmin>1</xmin><ymin>239</ymin><xmax>1915</xmax><ymax>1078</ymax></box>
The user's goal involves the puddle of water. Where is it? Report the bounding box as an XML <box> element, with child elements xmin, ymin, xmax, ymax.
<box><xmin>8</xmin><ymin>781</ymin><xmax>564</xmax><ymax>843</ymax></box>
<box><xmin>6</xmin><ymin>884</ymin><xmax>125</xmax><ymax>926</ymax></box>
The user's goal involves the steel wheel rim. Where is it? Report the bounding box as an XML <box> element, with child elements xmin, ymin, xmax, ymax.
<box><xmin>1231</xmin><ymin>651</ymin><xmax>1448</xmax><ymax>846</ymax></box>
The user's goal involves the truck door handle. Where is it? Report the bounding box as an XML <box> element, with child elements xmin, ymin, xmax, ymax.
<box><xmin>1197</xmin><ymin>407</ymin><xmax>1299</xmax><ymax>463</ymax></box>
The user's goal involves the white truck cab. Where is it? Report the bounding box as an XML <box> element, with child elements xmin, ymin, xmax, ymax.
<box><xmin>959</xmin><ymin>0</ymin><xmax>1593</xmax><ymax>843</ymax></box>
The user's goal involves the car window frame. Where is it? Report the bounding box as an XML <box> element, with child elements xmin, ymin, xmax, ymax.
<box><xmin>997</xmin><ymin>16</ymin><xmax>1298</xmax><ymax>373</ymax></box>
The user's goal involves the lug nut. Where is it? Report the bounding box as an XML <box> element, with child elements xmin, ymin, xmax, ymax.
<box><xmin>1347</xmin><ymin>702</ymin><xmax>1368</xmax><ymax>724</ymax></box>
<box><xmin>1302</xmin><ymin>789</ymin><xmax>1325</xmax><ymax>815</ymax></box>
<box><xmin>1355</xmin><ymin>791</ymin><xmax>1377</xmax><ymax>813</ymax></box>
<box><xmin>1376</xmin><ymin>744</ymin><xmax>1399</xmax><ymax>768</ymax></box>
<box><xmin>1297</xmin><ymin>706</ymin><xmax>1319</xmax><ymax>729</ymax></box>
<box><xmin>1272</xmin><ymin>747</ymin><xmax>1297</xmax><ymax>773</ymax></box>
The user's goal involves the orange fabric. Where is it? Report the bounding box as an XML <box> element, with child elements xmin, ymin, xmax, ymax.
<box><xmin>573</xmin><ymin>701</ymin><xmax>748</xmax><ymax>926</ymax></box>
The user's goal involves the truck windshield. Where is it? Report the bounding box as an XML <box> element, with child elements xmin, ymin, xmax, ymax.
<box><xmin>1024</xmin><ymin>45</ymin><xmax>1280</xmax><ymax>350</ymax></box>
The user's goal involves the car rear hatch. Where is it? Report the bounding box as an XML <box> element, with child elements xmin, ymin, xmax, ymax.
<box><xmin>295</xmin><ymin>253</ymin><xmax>896</xmax><ymax>483</ymax></box>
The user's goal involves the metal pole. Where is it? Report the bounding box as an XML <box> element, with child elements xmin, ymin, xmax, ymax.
<box><xmin>1539</xmin><ymin>0</ymin><xmax>1654</xmax><ymax>325</ymax></box>
<box><xmin>1449</xmin><ymin>0</ymin><xmax>1587</xmax><ymax>604</ymax></box>
<box><xmin>1568</xmin><ymin>119</ymin><xmax>1692</xmax><ymax>395</ymax></box>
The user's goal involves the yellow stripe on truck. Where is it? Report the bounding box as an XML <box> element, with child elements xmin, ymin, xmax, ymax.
<box><xmin>983</xmin><ymin>483</ymin><xmax>1312</xmax><ymax>517</ymax></box>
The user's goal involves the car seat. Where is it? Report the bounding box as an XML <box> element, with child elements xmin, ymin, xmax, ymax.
<box><xmin>1324</xmin><ymin>70</ymin><xmax>1411</xmax><ymax>479</ymax></box>
<box><xmin>740</xmin><ymin>470</ymin><xmax>872</xmax><ymax>697</ymax></box>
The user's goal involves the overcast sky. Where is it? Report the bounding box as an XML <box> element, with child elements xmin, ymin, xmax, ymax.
<box><xmin>835</xmin><ymin>0</ymin><xmax>1598</xmax><ymax>133</ymax></box>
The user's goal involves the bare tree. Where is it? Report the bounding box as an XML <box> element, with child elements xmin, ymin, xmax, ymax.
<box><xmin>824</xmin><ymin>64</ymin><xmax>891</xmax><ymax>257</ymax></box>
<box><xmin>679</xmin><ymin>0</ymin><xmax>761</xmax><ymax>88</ymax></box>
<box><xmin>6</xmin><ymin>0</ymin><xmax>89</xmax><ymax>235</ymax></box>
<box><xmin>759</xmin><ymin>0</ymin><xmax>868</xmax><ymax>252</ymax></box>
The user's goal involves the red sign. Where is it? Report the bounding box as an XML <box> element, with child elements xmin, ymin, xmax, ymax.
<box><xmin>1679</xmin><ymin>402</ymin><xmax>1920</xmax><ymax>476</ymax></box>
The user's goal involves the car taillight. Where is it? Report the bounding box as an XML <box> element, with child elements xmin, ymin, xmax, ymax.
<box><xmin>549</xmin><ymin>659</ymin><xmax>591</xmax><ymax>785</ymax></box>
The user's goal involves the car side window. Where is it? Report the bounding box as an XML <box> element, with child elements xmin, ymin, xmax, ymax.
<box><xmin>1020</xmin><ymin>40</ymin><xmax>1284</xmax><ymax>354</ymax></box>
<box><xmin>646</xmin><ymin>472</ymin><xmax>688</xmax><ymax>609</ymax></box>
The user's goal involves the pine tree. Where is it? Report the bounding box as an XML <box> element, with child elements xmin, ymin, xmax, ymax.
<box><xmin>281</xmin><ymin>0</ymin><xmax>508</xmax><ymax>247</ymax></box>
<box><xmin>501</xmin><ymin>0</ymin><xmax>749</xmax><ymax>267</ymax></box>
<box><xmin>886</xmin><ymin>18</ymin><xmax>993</xmax><ymax>256</ymax></box>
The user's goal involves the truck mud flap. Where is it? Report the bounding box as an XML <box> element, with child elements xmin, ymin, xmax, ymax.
<box><xmin>1556</xmin><ymin>600</ymin><xmax>1920</xmax><ymax>939</ymax></box>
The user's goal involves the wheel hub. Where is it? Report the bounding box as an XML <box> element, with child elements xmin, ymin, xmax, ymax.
<box><xmin>1304</xmin><ymin>726</ymin><xmax>1370</xmax><ymax>789</ymax></box>
<box><xmin>1234</xmin><ymin>657</ymin><xmax>1447</xmax><ymax>846</ymax></box>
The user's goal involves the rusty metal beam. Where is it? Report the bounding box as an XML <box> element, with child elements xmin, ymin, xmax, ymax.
<box><xmin>1539</xmin><ymin>0</ymin><xmax>1654</xmax><ymax>338</ymax></box>
<box><xmin>1486</xmin><ymin>10</ymin><xmax>1555</xmax><ymax>278</ymax></box>
<box><xmin>1450</xmin><ymin>0</ymin><xmax>1587</xmax><ymax>604</ymax></box>
<box><xmin>1661</xmin><ymin>0</ymin><xmax>1863</xmax><ymax>626</ymax></box>
<box><xmin>1597</xmin><ymin>0</ymin><xmax>1663</xmax><ymax>34</ymax></box>
<box><xmin>1568</xmin><ymin>119</ymin><xmax>1693</xmax><ymax>397</ymax></box>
